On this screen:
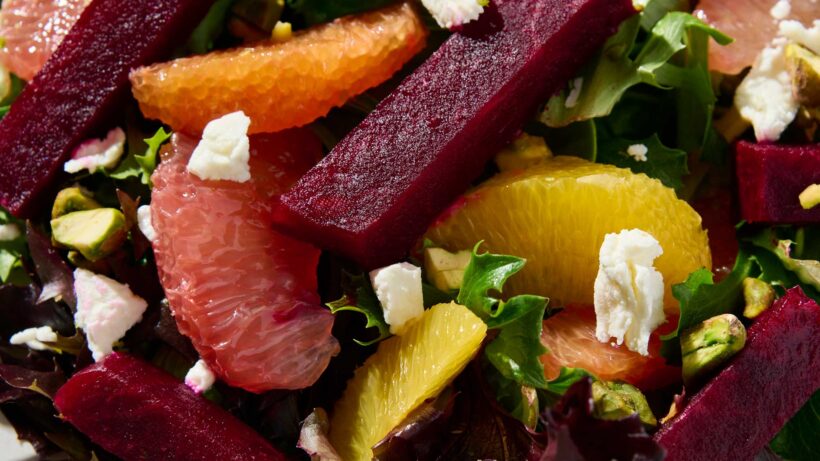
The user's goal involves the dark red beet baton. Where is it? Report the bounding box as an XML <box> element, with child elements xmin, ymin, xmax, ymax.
<box><xmin>735</xmin><ymin>141</ymin><xmax>820</xmax><ymax>224</ymax></box>
<box><xmin>0</xmin><ymin>0</ymin><xmax>215</xmax><ymax>218</ymax></box>
<box><xmin>54</xmin><ymin>353</ymin><xmax>288</xmax><ymax>461</ymax></box>
<box><xmin>272</xmin><ymin>0</ymin><xmax>637</xmax><ymax>269</ymax></box>
<box><xmin>654</xmin><ymin>287</ymin><xmax>820</xmax><ymax>460</ymax></box>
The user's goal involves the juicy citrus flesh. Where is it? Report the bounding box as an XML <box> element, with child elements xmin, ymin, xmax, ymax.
<box><xmin>426</xmin><ymin>156</ymin><xmax>712</xmax><ymax>311</ymax></box>
<box><xmin>694</xmin><ymin>0</ymin><xmax>818</xmax><ymax>75</ymax></box>
<box><xmin>150</xmin><ymin>130</ymin><xmax>339</xmax><ymax>392</ymax></box>
<box><xmin>130</xmin><ymin>1</ymin><xmax>427</xmax><ymax>135</ymax></box>
<box><xmin>541</xmin><ymin>305</ymin><xmax>680</xmax><ymax>390</ymax></box>
<box><xmin>329</xmin><ymin>302</ymin><xmax>486</xmax><ymax>461</ymax></box>
<box><xmin>0</xmin><ymin>0</ymin><xmax>87</xmax><ymax>80</ymax></box>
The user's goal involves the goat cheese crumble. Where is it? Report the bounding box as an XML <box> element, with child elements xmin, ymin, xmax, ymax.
<box><xmin>626</xmin><ymin>144</ymin><xmax>649</xmax><ymax>162</ymax></box>
<box><xmin>64</xmin><ymin>127</ymin><xmax>126</xmax><ymax>174</ymax></box>
<box><xmin>564</xmin><ymin>78</ymin><xmax>584</xmax><ymax>109</ymax></box>
<box><xmin>137</xmin><ymin>205</ymin><xmax>156</xmax><ymax>242</ymax></box>
<box><xmin>187</xmin><ymin>111</ymin><xmax>252</xmax><ymax>182</ymax></box>
<box><xmin>185</xmin><ymin>359</ymin><xmax>216</xmax><ymax>394</ymax></box>
<box><xmin>9</xmin><ymin>326</ymin><xmax>58</xmax><ymax>351</ymax></box>
<box><xmin>593</xmin><ymin>229</ymin><xmax>666</xmax><ymax>356</ymax></box>
<box><xmin>421</xmin><ymin>0</ymin><xmax>486</xmax><ymax>29</ymax></box>
<box><xmin>0</xmin><ymin>223</ymin><xmax>20</xmax><ymax>241</ymax></box>
<box><xmin>370</xmin><ymin>262</ymin><xmax>424</xmax><ymax>335</ymax></box>
<box><xmin>74</xmin><ymin>268</ymin><xmax>148</xmax><ymax>361</ymax></box>
<box><xmin>769</xmin><ymin>0</ymin><xmax>791</xmax><ymax>20</ymax></box>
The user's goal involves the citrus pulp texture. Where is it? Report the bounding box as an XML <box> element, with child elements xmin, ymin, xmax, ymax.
<box><xmin>541</xmin><ymin>306</ymin><xmax>680</xmax><ymax>390</ymax></box>
<box><xmin>131</xmin><ymin>1</ymin><xmax>427</xmax><ymax>135</ymax></box>
<box><xmin>151</xmin><ymin>130</ymin><xmax>339</xmax><ymax>392</ymax></box>
<box><xmin>0</xmin><ymin>0</ymin><xmax>87</xmax><ymax>81</ymax></box>
<box><xmin>329</xmin><ymin>303</ymin><xmax>486</xmax><ymax>461</ymax></box>
<box><xmin>694</xmin><ymin>0</ymin><xmax>818</xmax><ymax>75</ymax></box>
<box><xmin>426</xmin><ymin>156</ymin><xmax>711</xmax><ymax>311</ymax></box>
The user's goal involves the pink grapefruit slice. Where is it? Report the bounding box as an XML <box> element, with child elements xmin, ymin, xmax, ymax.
<box><xmin>150</xmin><ymin>129</ymin><xmax>339</xmax><ymax>392</ymax></box>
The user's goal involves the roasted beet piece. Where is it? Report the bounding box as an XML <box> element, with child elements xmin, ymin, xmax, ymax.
<box><xmin>0</xmin><ymin>0</ymin><xmax>215</xmax><ymax>217</ymax></box>
<box><xmin>54</xmin><ymin>353</ymin><xmax>287</xmax><ymax>461</ymax></box>
<box><xmin>272</xmin><ymin>0</ymin><xmax>637</xmax><ymax>269</ymax></box>
<box><xmin>654</xmin><ymin>287</ymin><xmax>820</xmax><ymax>460</ymax></box>
<box><xmin>735</xmin><ymin>141</ymin><xmax>820</xmax><ymax>224</ymax></box>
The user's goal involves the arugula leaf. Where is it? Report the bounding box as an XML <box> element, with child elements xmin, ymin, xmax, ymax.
<box><xmin>748</xmin><ymin>231</ymin><xmax>820</xmax><ymax>292</ymax></box>
<box><xmin>485</xmin><ymin>304</ymin><xmax>549</xmax><ymax>389</ymax></box>
<box><xmin>660</xmin><ymin>251</ymin><xmax>754</xmax><ymax>362</ymax></box>
<box><xmin>596</xmin><ymin>132</ymin><xmax>688</xmax><ymax>190</ymax></box>
<box><xmin>286</xmin><ymin>0</ymin><xmax>396</xmax><ymax>25</ymax></box>
<box><xmin>110</xmin><ymin>127</ymin><xmax>172</xmax><ymax>185</ymax></box>
<box><xmin>326</xmin><ymin>273</ymin><xmax>390</xmax><ymax>346</ymax></box>
<box><xmin>0</xmin><ymin>208</ymin><xmax>29</xmax><ymax>284</ymax></box>
<box><xmin>770</xmin><ymin>390</ymin><xmax>820</xmax><ymax>461</ymax></box>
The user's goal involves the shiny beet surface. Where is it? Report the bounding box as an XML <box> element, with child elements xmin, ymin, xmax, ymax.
<box><xmin>54</xmin><ymin>353</ymin><xmax>288</xmax><ymax>461</ymax></box>
<box><xmin>0</xmin><ymin>0</ymin><xmax>214</xmax><ymax>217</ymax></box>
<box><xmin>654</xmin><ymin>287</ymin><xmax>820</xmax><ymax>460</ymax></box>
<box><xmin>735</xmin><ymin>141</ymin><xmax>820</xmax><ymax>224</ymax></box>
<box><xmin>272</xmin><ymin>0</ymin><xmax>637</xmax><ymax>269</ymax></box>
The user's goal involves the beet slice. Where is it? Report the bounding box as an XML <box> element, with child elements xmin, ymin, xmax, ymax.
<box><xmin>272</xmin><ymin>0</ymin><xmax>637</xmax><ymax>269</ymax></box>
<box><xmin>654</xmin><ymin>287</ymin><xmax>820</xmax><ymax>460</ymax></box>
<box><xmin>54</xmin><ymin>353</ymin><xmax>287</xmax><ymax>461</ymax></box>
<box><xmin>0</xmin><ymin>0</ymin><xmax>215</xmax><ymax>218</ymax></box>
<box><xmin>735</xmin><ymin>141</ymin><xmax>820</xmax><ymax>224</ymax></box>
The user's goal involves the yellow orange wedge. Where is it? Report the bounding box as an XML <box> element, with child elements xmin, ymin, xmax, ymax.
<box><xmin>130</xmin><ymin>1</ymin><xmax>427</xmax><ymax>134</ymax></box>
<box><xmin>329</xmin><ymin>302</ymin><xmax>486</xmax><ymax>461</ymax></box>
<box><xmin>426</xmin><ymin>156</ymin><xmax>711</xmax><ymax>311</ymax></box>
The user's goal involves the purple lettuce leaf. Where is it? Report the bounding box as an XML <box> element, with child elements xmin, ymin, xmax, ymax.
<box><xmin>26</xmin><ymin>222</ymin><xmax>76</xmax><ymax>310</ymax></box>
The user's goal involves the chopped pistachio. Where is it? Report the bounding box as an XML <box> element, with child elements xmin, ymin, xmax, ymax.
<box><xmin>52</xmin><ymin>187</ymin><xmax>101</xmax><ymax>219</ymax></box>
<box><xmin>742</xmin><ymin>277</ymin><xmax>775</xmax><ymax>319</ymax></box>
<box><xmin>494</xmin><ymin>133</ymin><xmax>552</xmax><ymax>172</ymax></box>
<box><xmin>592</xmin><ymin>380</ymin><xmax>657</xmax><ymax>426</ymax></box>
<box><xmin>423</xmin><ymin>247</ymin><xmax>472</xmax><ymax>292</ymax></box>
<box><xmin>799</xmin><ymin>184</ymin><xmax>820</xmax><ymax>210</ymax></box>
<box><xmin>786</xmin><ymin>43</ymin><xmax>820</xmax><ymax>108</ymax></box>
<box><xmin>681</xmin><ymin>313</ymin><xmax>746</xmax><ymax>386</ymax></box>
<box><xmin>51</xmin><ymin>209</ymin><xmax>127</xmax><ymax>262</ymax></box>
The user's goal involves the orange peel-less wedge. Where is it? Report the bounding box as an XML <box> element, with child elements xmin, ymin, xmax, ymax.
<box><xmin>130</xmin><ymin>1</ymin><xmax>427</xmax><ymax>134</ymax></box>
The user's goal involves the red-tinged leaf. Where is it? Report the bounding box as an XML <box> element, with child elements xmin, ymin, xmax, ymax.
<box><xmin>0</xmin><ymin>363</ymin><xmax>65</xmax><ymax>399</ymax></box>
<box><xmin>25</xmin><ymin>222</ymin><xmax>76</xmax><ymax>309</ymax></box>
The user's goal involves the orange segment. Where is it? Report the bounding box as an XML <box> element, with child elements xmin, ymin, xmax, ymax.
<box><xmin>0</xmin><ymin>0</ymin><xmax>87</xmax><ymax>80</ymax></box>
<box><xmin>130</xmin><ymin>1</ymin><xmax>427</xmax><ymax>135</ymax></box>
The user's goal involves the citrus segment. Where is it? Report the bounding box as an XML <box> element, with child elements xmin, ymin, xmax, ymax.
<box><xmin>131</xmin><ymin>1</ymin><xmax>427</xmax><ymax>135</ymax></box>
<box><xmin>150</xmin><ymin>130</ymin><xmax>339</xmax><ymax>392</ymax></box>
<box><xmin>329</xmin><ymin>302</ymin><xmax>486</xmax><ymax>461</ymax></box>
<box><xmin>540</xmin><ymin>306</ymin><xmax>680</xmax><ymax>390</ymax></box>
<box><xmin>694</xmin><ymin>0</ymin><xmax>818</xmax><ymax>75</ymax></box>
<box><xmin>426</xmin><ymin>156</ymin><xmax>711</xmax><ymax>310</ymax></box>
<box><xmin>0</xmin><ymin>0</ymin><xmax>88</xmax><ymax>80</ymax></box>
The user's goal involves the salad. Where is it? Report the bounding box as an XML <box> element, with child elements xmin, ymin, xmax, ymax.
<box><xmin>0</xmin><ymin>0</ymin><xmax>818</xmax><ymax>459</ymax></box>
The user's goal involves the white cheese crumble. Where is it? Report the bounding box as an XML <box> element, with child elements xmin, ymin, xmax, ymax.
<box><xmin>564</xmin><ymin>77</ymin><xmax>584</xmax><ymax>109</ymax></box>
<box><xmin>73</xmin><ymin>268</ymin><xmax>147</xmax><ymax>362</ymax></box>
<box><xmin>421</xmin><ymin>0</ymin><xmax>486</xmax><ymax>29</ymax></box>
<box><xmin>64</xmin><ymin>128</ymin><xmax>126</xmax><ymax>174</ymax></box>
<box><xmin>626</xmin><ymin>144</ymin><xmax>649</xmax><ymax>162</ymax></box>
<box><xmin>187</xmin><ymin>111</ymin><xmax>252</xmax><ymax>182</ymax></box>
<box><xmin>184</xmin><ymin>359</ymin><xmax>216</xmax><ymax>394</ymax></box>
<box><xmin>9</xmin><ymin>326</ymin><xmax>58</xmax><ymax>351</ymax></box>
<box><xmin>136</xmin><ymin>205</ymin><xmax>156</xmax><ymax>242</ymax></box>
<box><xmin>370</xmin><ymin>262</ymin><xmax>424</xmax><ymax>335</ymax></box>
<box><xmin>0</xmin><ymin>223</ymin><xmax>20</xmax><ymax>241</ymax></box>
<box><xmin>779</xmin><ymin>19</ymin><xmax>820</xmax><ymax>55</ymax></box>
<box><xmin>593</xmin><ymin>229</ymin><xmax>666</xmax><ymax>356</ymax></box>
<box><xmin>769</xmin><ymin>0</ymin><xmax>791</xmax><ymax>21</ymax></box>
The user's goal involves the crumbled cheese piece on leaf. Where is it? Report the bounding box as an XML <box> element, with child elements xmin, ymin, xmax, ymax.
<box><xmin>136</xmin><ymin>205</ymin><xmax>156</xmax><ymax>242</ymax></box>
<box><xmin>187</xmin><ymin>111</ymin><xmax>251</xmax><ymax>182</ymax></box>
<box><xmin>64</xmin><ymin>128</ymin><xmax>126</xmax><ymax>174</ymax></box>
<box><xmin>594</xmin><ymin>229</ymin><xmax>665</xmax><ymax>356</ymax></box>
<box><xmin>10</xmin><ymin>326</ymin><xmax>58</xmax><ymax>351</ymax></box>
<box><xmin>779</xmin><ymin>19</ymin><xmax>820</xmax><ymax>54</ymax></box>
<box><xmin>74</xmin><ymin>268</ymin><xmax>147</xmax><ymax>361</ymax></box>
<box><xmin>627</xmin><ymin>144</ymin><xmax>648</xmax><ymax>162</ymax></box>
<box><xmin>565</xmin><ymin>77</ymin><xmax>584</xmax><ymax>109</ymax></box>
<box><xmin>185</xmin><ymin>359</ymin><xmax>216</xmax><ymax>394</ymax></box>
<box><xmin>0</xmin><ymin>223</ymin><xmax>20</xmax><ymax>241</ymax></box>
<box><xmin>421</xmin><ymin>0</ymin><xmax>486</xmax><ymax>29</ymax></box>
<box><xmin>370</xmin><ymin>262</ymin><xmax>424</xmax><ymax>335</ymax></box>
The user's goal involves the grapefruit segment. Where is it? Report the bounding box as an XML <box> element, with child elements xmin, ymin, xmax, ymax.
<box><xmin>131</xmin><ymin>1</ymin><xmax>427</xmax><ymax>135</ymax></box>
<box><xmin>540</xmin><ymin>306</ymin><xmax>680</xmax><ymax>390</ymax></box>
<box><xmin>150</xmin><ymin>129</ymin><xmax>339</xmax><ymax>392</ymax></box>
<box><xmin>0</xmin><ymin>0</ymin><xmax>87</xmax><ymax>81</ymax></box>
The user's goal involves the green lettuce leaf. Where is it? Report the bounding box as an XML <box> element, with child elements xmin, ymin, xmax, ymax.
<box><xmin>326</xmin><ymin>273</ymin><xmax>390</xmax><ymax>346</ymax></box>
<box><xmin>770</xmin><ymin>390</ymin><xmax>820</xmax><ymax>461</ymax></box>
<box><xmin>185</xmin><ymin>0</ymin><xmax>234</xmax><ymax>55</ymax></box>
<box><xmin>0</xmin><ymin>208</ymin><xmax>29</xmax><ymax>284</ymax></box>
<box><xmin>485</xmin><ymin>303</ymin><xmax>549</xmax><ymax>389</ymax></box>
<box><xmin>286</xmin><ymin>0</ymin><xmax>396</xmax><ymax>25</ymax></box>
<box><xmin>596</xmin><ymin>132</ymin><xmax>688</xmax><ymax>190</ymax></box>
<box><xmin>110</xmin><ymin>127</ymin><xmax>172</xmax><ymax>185</ymax></box>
